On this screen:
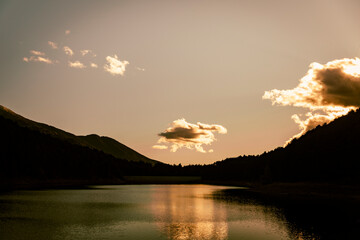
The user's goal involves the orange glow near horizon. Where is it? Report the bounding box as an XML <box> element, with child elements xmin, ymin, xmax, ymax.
<box><xmin>2</xmin><ymin>0</ymin><xmax>360</xmax><ymax>164</ymax></box>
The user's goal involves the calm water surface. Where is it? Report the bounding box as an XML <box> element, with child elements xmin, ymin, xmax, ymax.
<box><xmin>0</xmin><ymin>185</ymin><xmax>319</xmax><ymax>240</ymax></box>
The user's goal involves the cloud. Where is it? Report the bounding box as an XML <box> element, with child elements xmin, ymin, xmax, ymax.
<box><xmin>104</xmin><ymin>55</ymin><xmax>129</xmax><ymax>76</ymax></box>
<box><xmin>24</xmin><ymin>50</ymin><xmax>55</xmax><ymax>64</ymax></box>
<box><xmin>263</xmin><ymin>57</ymin><xmax>360</xmax><ymax>143</ymax></box>
<box><xmin>68</xmin><ymin>61</ymin><xmax>86</xmax><ymax>69</ymax></box>
<box><xmin>23</xmin><ymin>56</ymin><xmax>54</xmax><ymax>64</ymax></box>
<box><xmin>30</xmin><ymin>50</ymin><xmax>45</xmax><ymax>56</ymax></box>
<box><xmin>156</xmin><ymin>119</ymin><xmax>227</xmax><ymax>153</ymax></box>
<box><xmin>48</xmin><ymin>41</ymin><xmax>58</xmax><ymax>49</ymax></box>
<box><xmin>23</xmin><ymin>32</ymin><xmax>134</xmax><ymax>78</ymax></box>
<box><xmin>80</xmin><ymin>49</ymin><xmax>96</xmax><ymax>57</ymax></box>
<box><xmin>136</xmin><ymin>67</ymin><xmax>145</xmax><ymax>71</ymax></box>
<box><xmin>152</xmin><ymin>145</ymin><xmax>168</xmax><ymax>150</ymax></box>
<box><xmin>90</xmin><ymin>63</ymin><xmax>98</xmax><ymax>68</ymax></box>
<box><xmin>63</xmin><ymin>46</ymin><xmax>74</xmax><ymax>56</ymax></box>
<box><xmin>80</xmin><ymin>50</ymin><xmax>90</xmax><ymax>56</ymax></box>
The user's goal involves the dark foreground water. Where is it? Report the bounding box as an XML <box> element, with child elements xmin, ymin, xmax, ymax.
<box><xmin>0</xmin><ymin>185</ymin><xmax>356</xmax><ymax>239</ymax></box>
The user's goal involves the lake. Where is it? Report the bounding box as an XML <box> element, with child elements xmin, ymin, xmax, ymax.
<box><xmin>0</xmin><ymin>184</ymin><xmax>353</xmax><ymax>239</ymax></box>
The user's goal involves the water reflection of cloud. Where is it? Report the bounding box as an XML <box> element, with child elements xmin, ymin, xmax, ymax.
<box><xmin>150</xmin><ymin>185</ymin><xmax>319</xmax><ymax>240</ymax></box>
<box><xmin>150</xmin><ymin>185</ymin><xmax>228</xmax><ymax>240</ymax></box>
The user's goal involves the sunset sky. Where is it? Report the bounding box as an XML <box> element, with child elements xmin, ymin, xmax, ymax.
<box><xmin>1</xmin><ymin>0</ymin><xmax>360</xmax><ymax>165</ymax></box>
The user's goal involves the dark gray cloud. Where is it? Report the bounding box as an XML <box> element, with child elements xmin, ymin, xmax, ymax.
<box><xmin>318</xmin><ymin>67</ymin><xmax>360</xmax><ymax>107</ymax></box>
<box><xmin>159</xmin><ymin>127</ymin><xmax>203</xmax><ymax>140</ymax></box>
<box><xmin>154</xmin><ymin>119</ymin><xmax>227</xmax><ymax>153</ymax></box>
<box><xmin>263</xmin><ymin>58</ymin><xmax>360</xmax><ymax>143</ymax></box>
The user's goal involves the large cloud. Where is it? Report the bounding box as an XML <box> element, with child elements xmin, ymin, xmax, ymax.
<box><xmin>104</xmin><ymin>55</ymin><xmax>129</xmax><ymax>76</ymax></box>
<box><xmin>154</xmin><ymin>119</ymin><xmax>227</xmax><ymax>153</ymax></box>
<box><xmin>263</xmin><ymin>57</ymin><xmax>360</xmax><ymax>143</ymax></box>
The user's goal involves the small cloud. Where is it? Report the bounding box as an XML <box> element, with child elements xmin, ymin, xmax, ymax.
<box><xmin>30</xmin><ymin>50</ymin><xmax>45</xmax><ymax>56</ymax></box>
<box><xmin>90</xmin><ymin>63</ymin><xmax>98</xmax><ymax>68</ymax></box>
<box><xmin>65</xmin><ymin>30</ymin><xmax>71</xmax><ymax>35</ymax></box>
<box><xmin>156</xmin><ymin>119</ymin><xmax>227</xmax><ymax>153</ymax></box>
<box><xmin>80</xmin><ymin>49</ymin><xmax>90</xmax><ymax>56</ymax></box>
<box><xmin>104</xmin><ymin>55</ymin><xmax>129</xmax><ymax>76</ymax></box>
<box><xmin>48</xmin><ymin>41</ymin><xmax>58</xmax><ymax>49</ymax></box>
<box><xmin>136</xmin><ymin>67</ymin><xmax>145</xmax><ymax>72</ymax></box>
<box><xmin>80</xmin><ymin>49</ymin><xmax>96</xmax><ymax>57</ymax></box>
<box><xmin>63</xmin><ymin>46</ymin><xmax>74</xmax><ymax>56</ymax></box>
<box><xmin>23</xmin><ymin>56</ymin><xmax>54</xmax><ymax>64</ymax></box>
<box><xmin>68</xmin><ymin>60</ymin><xmax>86</xmax><ymax>69</ymax></box>
<box><xmin>208</xmin><ymin>149</ymin><xmax>214</xmax><ymax>153</ymax></box>
<box><xmin>263</xmin><ymin>57</ymin><xmax>360</xmax><ymax>144</ymax></box>
<box><xmin>152</xmin><ymin>145</ymin><xmax>168</xmax><ymax>150</ymax></box>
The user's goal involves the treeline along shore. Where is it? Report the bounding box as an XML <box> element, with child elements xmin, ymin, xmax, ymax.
<box><xmin>1</xmin><ymin>105</ymin><xmax>360</xmax><ymax>201</ymax></box>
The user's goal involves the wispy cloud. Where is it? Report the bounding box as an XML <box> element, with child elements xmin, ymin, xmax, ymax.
<box><xmin>68</xmin><ymin>60</ymin><xmax>86</xmax><ymax>69</ymax></box>
<box><xmin>23</xmin><ymin>32</ymin><xmax>134</xmax><ymax>77</ymax></box>
<box><xmin>104</xmin><ymin>55</ymin><xmax>129</xmax><ymax>76</ymax></box>
<box><xmin>48</xmin><ymin>41</ymin><xmax>58</xmax><ymax>49</ymax></box>
<box><xmin>30</xmin><ymin>50</ymin><xmax>45</xmax><ymax>56</ymax></box>
<box><xmin>263</xmin><ymin>57</ymin><xmax>360</xmax><ymax>143</ymax></box>
<box><xmin>23</xmin><ymin>56</ymin><xmax>54</xmax><ymax>64</ymax></box>
<box><xmin>152</xmin><ymin>145</ymin><xmax>168</xmax><ymax>150</ymax></box>
<box><xmin>24</xmin><ymin>49</ymin><xmax>55</xmax><ymax>64</ymax></box>
<box><xmin>155</xmin><ymin>119</ymin><xmax>227</xmax><ymax>153</ymax></box>
<box><xmin>80</xmin><ymin>50</ymin><xmax>89</xmax><ymax>56</ymax></box>
<box><xmin>90</xmin><ymin>63</ymin><xmax>98</xmax><ymax>68</ymax></box>
<box><xmin>136</xmin><ymin>67</ymin><xmax>145</xmax><ymax>72</ymax></box>
<box><xmin>80</xmin><ymin>49</ymin><xmax>96</xmax><ymax>57</ymax></box>
<box><xmin>63</xmin><ymin>46</ymin><xmax>74</xmax><ymax>56</ymax></box>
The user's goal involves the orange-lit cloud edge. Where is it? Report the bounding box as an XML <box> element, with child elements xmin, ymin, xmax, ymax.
<box><xmin>263</xmin><ymin>57</ymin><xmax>360</xmax><ymax>144</ymax></box>
<box><xmin>154</xmin><ymin>119</ymin><xmax>227</xmax><ymax>153</ymax></box>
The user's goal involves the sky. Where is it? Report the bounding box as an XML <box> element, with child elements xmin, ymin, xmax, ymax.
<box><xmin>1</xmin><ymin>0</ymin><xmax>360</xmax><ymax>165</ymax></box>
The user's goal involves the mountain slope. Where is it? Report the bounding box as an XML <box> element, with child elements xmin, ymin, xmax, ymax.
<box><xmin>0</xmin><ymin>105</ymin><xmax>158</xmax><ymax>165</ymax></box>
<box><xmin>0</xmin><ymin>115</ymin><xmax>158</xmax><ymax>187</ymax></box>
<box><xmin>185</xmin><ymin>109</ymin><xmax>360</xmax><ymax>183</ymax></box>
<box><xmin>78</xmin><ymin>134</ymin><xmax>157</xmax><ymax>164</ymax></box>
<box><xmin>0</xmin><ymin>106</ymin><xmax>176</xmax><ymax>189</ymax></box>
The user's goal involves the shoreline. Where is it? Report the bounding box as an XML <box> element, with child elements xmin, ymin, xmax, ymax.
<box><xmin>2</xmin><ymin>178</ymin><xmax>360</xmax><ymax>201</ymax></box>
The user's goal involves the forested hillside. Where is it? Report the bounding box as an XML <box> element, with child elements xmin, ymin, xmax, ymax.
<box><xmin>184</xmin><ymin>109</ymin><xmax>360</xmax><ymax>183</ymax></box>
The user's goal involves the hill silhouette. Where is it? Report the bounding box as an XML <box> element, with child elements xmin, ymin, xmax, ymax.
<box><xmin>186</xmin><ymin>109</ymin><xmax>360</xmax><ymax>183</ymax></box>
<box><xmin>0</xmin><ymin>105</ymin><xmax>158</xmax><ymax>165</ymax></box>
<box><xmin>0</xmin><ymin>105</ymin><xmax>176</xmax><ymax>189</ymax></box>
<box><xmin>2</xmin><ymin>106</ymin><xmax>358</xmax><ymax>239</ymax></box>
<box><xmin>2</xmin><ymin>104</ymin><xmax>360</xmax><ymax>189</ymax></box>
<box><xmin>78</xmin><ymin>134</ymin><xmax>157</xmax><ymax>165</ymax></box>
